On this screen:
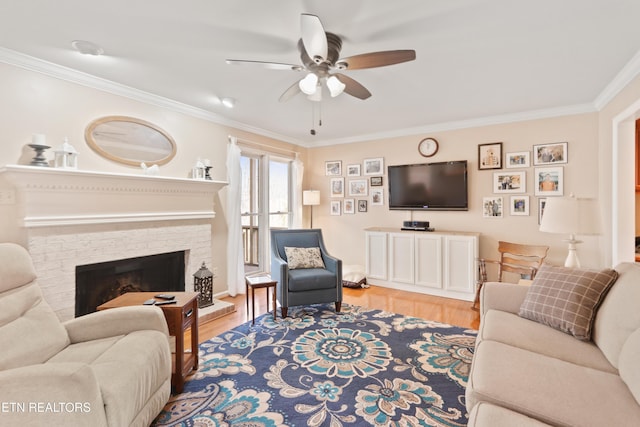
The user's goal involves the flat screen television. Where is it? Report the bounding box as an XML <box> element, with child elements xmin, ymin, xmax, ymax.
<box><xmin>388</xmin><ymin>160</ymin><xmax>468</xmax><ymax>211</ymax></box>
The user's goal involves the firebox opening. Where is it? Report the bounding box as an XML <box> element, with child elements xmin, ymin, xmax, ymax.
<box><xmin>75</xmin><ymin>251</ymin><xmax>186</xmax><ymax>317</ymax></box>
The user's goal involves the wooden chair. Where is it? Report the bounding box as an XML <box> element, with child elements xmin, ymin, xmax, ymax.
<box><xmin>472</xmin><ymin>241</ymin><xmax>550</xmax><ymax>310</ymax></box>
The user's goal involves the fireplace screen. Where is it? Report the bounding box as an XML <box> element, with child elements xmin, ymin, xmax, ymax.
<box><xmin>75</xmin><ymin>251</ymin><xmax>185</xmax><ymax>317</ymax></box>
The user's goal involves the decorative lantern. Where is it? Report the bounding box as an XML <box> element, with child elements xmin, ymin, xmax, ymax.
<box><xmin>192</xmin><ymin>158</ymin><xmax>205</xmax><ymax>180</ymax></box>
<box><xmin>193</xmin><ymin>262</ymin><xmax>214</xmax><ymax>308</ymax></box>
<box><xmin>54</xmin><ymin>137</ymin><xmax>78</xmax><ymax>169</ymax></box>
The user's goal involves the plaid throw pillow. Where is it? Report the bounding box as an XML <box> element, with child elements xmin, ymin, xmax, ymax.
<box><xmin>284</xmin><ymin>247</ymin><xmax>325</xmax><ymax>269</ymax></box>
<box><xmin>518</xmin><ymin>264</ymin><xmax>618</xmax><ymax>341</ymax></box>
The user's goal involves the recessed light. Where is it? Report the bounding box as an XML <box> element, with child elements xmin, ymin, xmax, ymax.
<box><xmin>71</xmin><ymin>40</ymin><xmax>104</xmax><ymax>56</ymax></box>
<box><xmin>221</xmin><ymin>98</ymin><xmax>236</xmax><ymax>108</ymax></box>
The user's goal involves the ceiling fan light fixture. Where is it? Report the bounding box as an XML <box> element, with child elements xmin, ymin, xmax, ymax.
<box><xmin>299</xmin><ymin>73</ymin><xmax>318</xmax><ymax>95</ymax></box>
<box><xmin>327</xmin><ymin>76</ymin><xmax>346</xmax><ymax>97</ymax></box>
<box><xmin>307</xmin><ymin>88</ymin><xmax>322</xmax><ymax>102</ymax></box>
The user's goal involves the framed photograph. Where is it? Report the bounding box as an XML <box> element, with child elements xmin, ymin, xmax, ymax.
<box><xmin>358</xmin><ymin>200</ymin><xmax>368</xmax><ymax>212</ymax></box>
<box><xmin>505</xmin><ymin>151</ymin><xmax>530</xmax><ymax>168</ymax></box>
<box><xmin>330</xmin><ymin>177</ymin><xmax>344</xmax><ymax>197</ymax></box>
<box><xmin>348</xmin><ymin>179</ymin><xmax>368</xmax><ymax>196</ymax></box>
<box><xmin>363</xmin><ymin>158</ymin><xmax>384</xmax><ymax>176</ymax></box>
<box><xmin>478</xmin><ymin>142</ymin><xmax>502</xmax><ymax>170</ymax></box>
<box><xmin>371</xmin><ymin>188</ymin><xmax>384</xmax><ymax>206</ymax></box>
<box><xmin>483</xmin><ymin>196</ymin><xmax>503</xmax><ymax>218</ymax></box>
<box><xmin>534</xmin><ymin>166</ymin><xmax>563</xmax><ymax>196</ymax></box>
<box><xmin>346</xmin><ymin>164</ymin><xmax>361</xmax><ymax>177</ymax></box>
<box><xmin>330</xmin><ymin>200</ymin><xmax>341</xmax><ymax>216</ymax></box>
<box><xmin>533</xmin><ymin>142</ymin><xmax>568</xmax><ymax>165</ymax></box>
<box><xmin>343</xmin><ymin>198</ymin><xmax>355</xmax><ymax>214</ymax></box>
<box><xmin>510</xmin><ymin>195</ymin><xmax>530</xmax><ymax>216</ymax></box>
<box><xmin>325</xmin><ymin>160</ymin><xmax>342</xmax><ymax>176</ymax></box>
<box><xmin>538</xmin><ymin>198</ymin><xmax>547</xmax><ymax>224</ymax></box>
<box><xmin>492</xmin><ymin>171</ymin><xmax>526</xmax><ymax>193</ymax></box>
<box><xmin>370</xmin><ymin>176</ymin><xmax>383</xmax><ymax>186</ymax></box>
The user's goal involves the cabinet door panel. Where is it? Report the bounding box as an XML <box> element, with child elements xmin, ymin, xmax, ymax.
<box><xmin>366</xmin><ymin>232</ymin><xmax>388</xmax><ymax>280</ymax></box>
<box><xmin>444</xmin><ymin>236</ymin><xmax>477</xmax><ymax>293</ymax></box>
<box><xmin>389</xmin><ymin>233</ymin><xmax>414</xmax><ymax>284</ymax></box>
<box><xmin>415</xmin><ymin>234</ymin><xmax>442</xmax><ymax>288</ymax></box>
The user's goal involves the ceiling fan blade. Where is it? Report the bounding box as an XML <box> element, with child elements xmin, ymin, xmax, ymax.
<box><xmin>301</xmin><ymin>14</ymin><xmax>328</xmax><ymax>63</ymax></box>
<box><xmin>334</xmin><ymin>73</ymin><xmax>371</xmax><ymax>100</ymax></box>
<box><xmin>336</xmin><ymin>50</ymin><xmax>416</xmax><ymax>70</ymax></box>
<box><xmin>226</xmin><ymin>59</ymin><xmax>303</xmax><ymax>71</ymax></box>
<box><xmin>279</xmin><ymin>80</ymin><xmax>302</xmax><ymax>102</ymax></box>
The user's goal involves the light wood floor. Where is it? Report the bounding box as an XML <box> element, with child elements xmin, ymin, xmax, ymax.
<box><xmin>199</xmin><ymin>285</ymin><xmax>480</xmax><ymax>343</ymax></box>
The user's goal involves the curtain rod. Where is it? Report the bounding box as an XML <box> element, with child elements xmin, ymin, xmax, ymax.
<box><xmin>234</xmin><ymin>137</ymin><xmax>301</xmax><ymax>157</ymax></box>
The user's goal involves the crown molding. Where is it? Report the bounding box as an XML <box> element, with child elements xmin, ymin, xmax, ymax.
<box><xmin>0</xmin><ymin>47</ymin><xmax>303</xmax><ymax>146</ymax></box>
<box><xmin>594</xmin><ymin>48</ymin><xmax>640</xmax><ymax>110</ymax></box>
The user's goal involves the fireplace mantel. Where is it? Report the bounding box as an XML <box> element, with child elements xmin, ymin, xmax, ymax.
<box><xmin>0</xmin><ymin>165</ymin><xmax>228</xmax><ymax>227</ymax></box>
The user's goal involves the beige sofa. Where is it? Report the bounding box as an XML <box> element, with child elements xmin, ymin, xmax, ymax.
<box><xmin>0</xmin><ymin>243</ymin><xmax>172</xmax><ymax>427</ymax></box>
<box><xmin>466</xmin><ymin>262</ymin><xmax>640</xmax><ymax>426</ymax></box>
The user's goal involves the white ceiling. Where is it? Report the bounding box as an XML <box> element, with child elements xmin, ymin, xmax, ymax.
<box><xmin>1</xmin><ymin>0</ymin><xmax>640</xmax><ymax>146</ymax></box>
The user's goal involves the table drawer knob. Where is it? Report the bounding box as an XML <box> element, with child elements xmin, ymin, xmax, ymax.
<box><xmin>185</xmin><ymin>308</ymin><xmax>193</xmax><ymax>318</ymax></box>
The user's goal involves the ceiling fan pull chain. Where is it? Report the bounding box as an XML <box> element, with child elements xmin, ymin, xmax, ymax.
<box><xmin>310</xmin><ymin>103</ymin><xmax>316</xmax><ymax>135</ymax></box>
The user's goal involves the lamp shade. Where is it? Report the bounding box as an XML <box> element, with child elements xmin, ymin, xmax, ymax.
<box><xmin>299</xmin><ymin>73</ymin><xmax>318</xmax><ymax>95</ymax></box>
<box><xmin>539</xmin><ymin>196</ymin><xmax>601</xmax><ymax>236</ymax></box>
<box><xmin>303</xmin><ymin>190</ymin><xmax>320</xmax><ymax>206</ymax></box>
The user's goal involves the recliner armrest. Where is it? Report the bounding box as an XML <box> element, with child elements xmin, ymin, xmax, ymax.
<box><xmin>480</xmin><ymin>281</ymin><xmax>529</xmax><ymax>315</ymax></box>
<box><xmin>0</xmin><ymin>363</ymin><xmax>108</xmax><ymax>426</ymax></box>
<box><xmin>64</xmin><ymin>305</ymin><xmax>169</xmax><ymax>344</ymax></box>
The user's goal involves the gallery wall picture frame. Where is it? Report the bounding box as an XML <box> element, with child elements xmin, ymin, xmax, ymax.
<box><xmin>538</xmin><ymin>197</ymin><xmax>547</xmax><ymax>224</ymax></box>
<box><xmin>534</xmin><ymin>166</ymin><xmax>564</xmax><ymax>196</ymax></box>
<box><xmin>330</xmin><ymin>177</ymin><xmax>344</xmax><ymax>197</ymax></box>
<box><xmin>346</xmin><ymin>164</ymin><xmax>361</xmax><ymax>176</ymax></box>
<box><xmin>483</xmin><ymin>196</ymin><xmax>503</xmax><ymax>218</ymax></box>
<box><xmin>363</xmin><ymin>157</ymin><xmax>384</xmax><ymax>175</ymax></box>
<box><xmin>348</xmin><ymin>179</ymin><xmax>368</xmax><ymax>196</ymax></box>
<box><xmin>533</xmin><ymin>142</ymin><xmax>568</xmax><ymax>165</ymax></box>
<box><xmin>478</xmin><ymin>142</ymin><xmax>502</xmax><ymax>170</ymax></box>
<box><xmin>358</xmin><ymin>200</ymin><xmax>368</xmax><ymax>212</ymax></box>
<box><xmin>493</xmin><ymin>171</ymin><xmax>526</xmax><ymax>193</ymax></box>
<box><xmin>510</xmin><ymin>195</ymin><xmax>530</xmax><ymax>216</ymax></box>
<box><xmin>325</xmin><ymin>160</ymin><xmax>342</xmax><ymax>176</ymax></box>
<box><xmin>371</xmin><ymin>188</ymin><xmax>384</xmax><ymax>206</ymax></box>
<box><xmin>343</xmin><ymin>198</ymin><xmax>355</xmax><ymax>214</ymax></box>
<box><xmin>370</xmin><ymin>176</ymin><xmax>383</xmax><ymax>186</ymax></box>
<box><xmin>330</xmin><ymin>200</ymin><xmax>341</xmax><ymax>215</ymax></box>
<box><xmin>505</xmin><ymin>151</ymin><xmax>530</xmax><ymax>168</ymax></box>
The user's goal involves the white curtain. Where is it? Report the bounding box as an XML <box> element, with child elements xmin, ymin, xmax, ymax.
<box><xmin>226</xmin><ymin>136</ymin><xmax>244</xmax><ymax>296</ymax></box>
<box><xmin>291</xmin><ymin>153</ymin><xmax>304</xmax><ymax>229</ymax></box>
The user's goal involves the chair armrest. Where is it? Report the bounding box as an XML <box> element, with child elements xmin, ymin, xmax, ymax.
<box><xmin>0</xmin><ymin>363</ymin><xmax>108</xmax><ymax>426</ymax></box>
<box><xmin>64</xmin><ymin>306</ymin><xmax>169</xmax><ymax>344</ymax></box>
<box><xmin>480</xmin><ymin>281</ymin><xmax>530</xmax><ymax>315</ymax></box>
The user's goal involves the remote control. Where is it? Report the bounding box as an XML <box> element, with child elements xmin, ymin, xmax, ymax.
<box><xmin>155</xmin><ymin>300</ymin><xmax>177</xmax><ymax>305</ymax></box>
<box><xmin>155</xmin><ymin>294</ymin><xmax>175</xmax><ymax>300</ymax></box>
<box><xmin>143</xmin><ymin>299</ymin><xmax>156</xmax><ymax>305</ymax></box>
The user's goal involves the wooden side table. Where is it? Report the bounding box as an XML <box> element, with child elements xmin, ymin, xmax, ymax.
<box><xmin>97</xmin><ymin>291</ymin><xmax>199</xmax><ymax>393</ymax></box>
<box><xmin>245</xmin><ymin>275</ymin><xmax>277</xmax><ymax>325</ymax></box>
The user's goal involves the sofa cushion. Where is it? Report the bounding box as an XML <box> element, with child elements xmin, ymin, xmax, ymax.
<box><xmin>467</xmin><ymin>340</ymin><xmax>640</xmax><ymax>427</ymax></box>
<box><xmin>0</xmin><ymin>243</ymin><xmax>37</xmax><ymax>293</ymax></box>
<box><xmin>0</xmin><ymin>283</ymin><xmax>70</xmax><ymax>370</ymax></box>
<box><xmin>479</xmin><ymin>309</ymin><xmax>616</xmax><ymax>373</ymax></box>
<box><xmin>287</xmin><ymin>268</ymin><xmax>336</xmax><ymax>292</ymax></box>
<box><xmin>285</xmin><ymin>247</ymin><xmax>325</xmax><ymax>269</ymax></box>
<box><xmin>468</xmin><ymin>402</ymin><xmax>552</xmax><ymax>427</ymax></box>
<box><xmin>619</xmin><ymin>328</ymin><xmax>640</xmax><ymax>405</ymax></box>
<box><xmin>518</xmin><ymin>264</ymin><xmax>618</xmax><ymax>340</ymax></box>
<box><xmin>593</xmin><ymin>262</ymin><xmax>640</xmax><ymax>369</ymax></box>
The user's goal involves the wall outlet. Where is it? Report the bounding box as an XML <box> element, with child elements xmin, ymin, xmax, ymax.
<box><xmin>0</xmin><ymin>190</ymin><xmax>16</xmax><ymax>205</ymax></box>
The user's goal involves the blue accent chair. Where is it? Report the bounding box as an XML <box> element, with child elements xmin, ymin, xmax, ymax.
<box><xmin>270</xmin><ymin>229</ymin><xmax>342</xmax><ymax>317</ymax></box>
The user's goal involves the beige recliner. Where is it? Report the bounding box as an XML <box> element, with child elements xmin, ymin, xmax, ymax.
<box><xmin>0</xmin><ymin>243</ymin><xmax>171</xmax><ymax>427</ymax></box>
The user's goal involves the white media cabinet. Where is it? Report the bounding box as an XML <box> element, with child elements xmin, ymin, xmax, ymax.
<box><xmin>365</xmin><ymin>228</ymin><xmax>479</xmax><ymax>301</ymax></box>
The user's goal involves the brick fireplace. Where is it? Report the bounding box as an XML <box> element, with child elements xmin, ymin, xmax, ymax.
<box><xmin>0</xmin><ymin>165</ymin><xmax>227</xmax><ymax>321</ymax></box>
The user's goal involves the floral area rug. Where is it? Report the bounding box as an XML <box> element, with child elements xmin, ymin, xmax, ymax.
<box><xmin>152</xmin><ymin>303</ymin><xmax>477</xmax><ymax>427</ymax></box>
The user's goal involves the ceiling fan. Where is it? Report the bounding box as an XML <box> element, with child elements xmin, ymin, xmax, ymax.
<box><xmin>226</xmin><ymin>14</ymin><xmax>416</xmax><ymax>102</ymax></box>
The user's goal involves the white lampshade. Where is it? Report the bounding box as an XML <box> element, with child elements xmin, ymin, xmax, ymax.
<box><xmin>303</xmin><ymin>190</ymin><xmax>320</xmax><ymax>206</ymax></box>
<box><xmin>327</xmin><ymin>75</ymin><xmax>346</xmax><ymax>97</ymax></box>
<box><xmin>299</xmin><ymin>73</ymin><xmax>318</xmax><ymax>95</ymax></box>
<box><xmin>539</xmin><ymin>195</ymin><xmax>601</xmax><ymax>267</ymax></box>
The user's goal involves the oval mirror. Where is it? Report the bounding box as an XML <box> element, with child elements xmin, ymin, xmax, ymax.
<box><xmin>85</xmin><ymin>116</ymin><xmax>177</xmax><ymax>166</ymax></box>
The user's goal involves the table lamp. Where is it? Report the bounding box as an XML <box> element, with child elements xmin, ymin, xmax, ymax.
<box><xmin>303</xmin><ymin>190</ymin><xmax>320</xmax><ymax>228</ymax></box>
<box><xmin>539</xmin><ymin>195</ymin><xmax>601</xmax><ymax>268</ymax></box>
